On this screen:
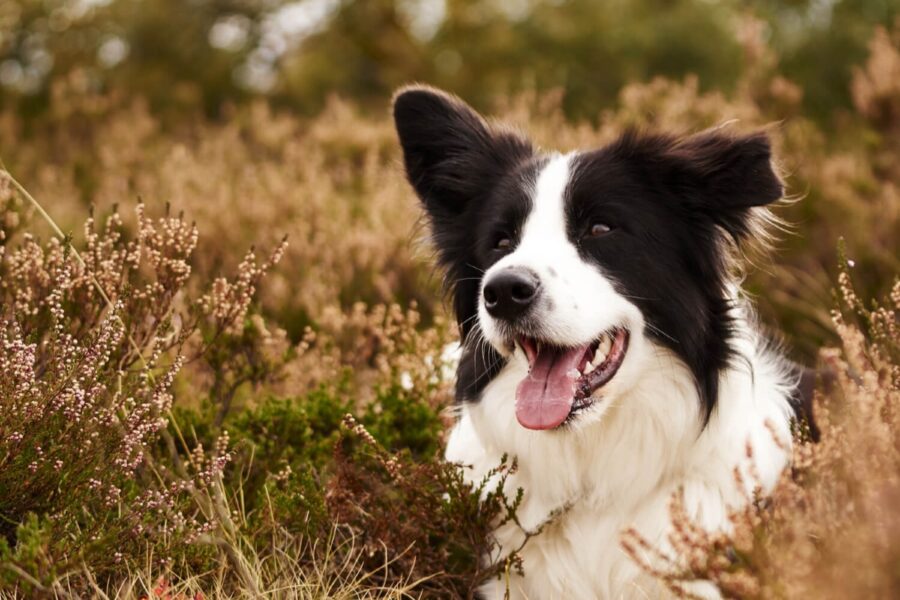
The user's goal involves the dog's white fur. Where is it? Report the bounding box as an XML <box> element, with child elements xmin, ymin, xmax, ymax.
<box><xmin>445</xmin><ymin>154</ymin><xmax>795</xmax><ymax>599</ymax></box>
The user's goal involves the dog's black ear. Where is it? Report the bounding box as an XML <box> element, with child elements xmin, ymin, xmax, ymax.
<box><xmin>669</xmin><ymin>130</ymin><xmax>783</xmax><ymax>238</ymax></box>
<box><xmin>392</xmin><ymin>85</ymin><xmax>532</xmax><ymax>220</ymax></box>
<box><xmin>393</xmin><ymin>87</ymin><xmax>531</xmax><ymax>347</ymax></box>
<box><xmin>615</xmin><ymin>129</ymin><xmax>783</xmax><ymax>240</ymax></box>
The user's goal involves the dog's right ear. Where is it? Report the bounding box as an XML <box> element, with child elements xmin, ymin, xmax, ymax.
<box><xmin>392</xmin><ymin>85</ymin><xmax>532</xmax><ymax>220</ymax></box>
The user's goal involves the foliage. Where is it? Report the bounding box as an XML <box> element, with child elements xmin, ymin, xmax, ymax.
<box><xmin>1</xmin><ymin>1</ymin><xmax>898</xmax><ymax>123</ymax></box>
<box><xmin>622</xmin><ymin>267</ymin><xmax>900</xmax><ymax>599</ymax></box>
<box><xmin>0</xmin><ymin>188</ymin><xmax>503</xmax><ymax>597</ymax></box>
<box><xmin>0</xmin><ymin>200</ymin><xmax>281</xmax><ymax>592</ymax></box>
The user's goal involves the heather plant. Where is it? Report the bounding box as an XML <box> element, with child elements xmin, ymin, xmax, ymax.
<box><xmin>0</xmin><ymin>171</ymin><xmax>503</xmax><ymax>597</ymax></box>
<box><xmin>622</xmin><ymin>262</ymin><xmax>900</xmax><ymax>599</ymax></box>
<box><xmin>0</xmin><ymin>180</ymin><xmax>287</xmax><ymax>594</ymax></box>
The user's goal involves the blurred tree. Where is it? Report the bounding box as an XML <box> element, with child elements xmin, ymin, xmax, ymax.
<box><xmin>752</xmin><ymin>0</ymin><xmax>900</xmax><ymax>121</ymax></box>
<box><xmin>276</xmin><ymin>0</ymin><xmax>425</xmax><ymax>113</ymax></box>
<box><xmin>426</xmin><ymin>0</ymin><xmax>745</xmax><ymax>118</ymax></box>
<box><xmin>0</xmin><ymin>0</ymin><xmax>898</xmax><ymax>125</ymax></box>
<box><xmin>0</xmin><ymin>0</ymin><xmax>269</xmax><ymax>118</ymax></box>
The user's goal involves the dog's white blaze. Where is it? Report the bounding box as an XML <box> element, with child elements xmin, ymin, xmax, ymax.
<box><xmin>449</xmin><ymin>155</ymin><xmax>795</xmax><ymax>599</ymax></box>
<box><xmin>520</xmin><ymin>152</ymin><xmax>572</xmax><ymax>251</ymax></box>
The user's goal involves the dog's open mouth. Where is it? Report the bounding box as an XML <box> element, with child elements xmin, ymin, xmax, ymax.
<box><xmin>515</xmin><ymin>328</ymin><xmax>630</xmax><ymax>430</ymax></box>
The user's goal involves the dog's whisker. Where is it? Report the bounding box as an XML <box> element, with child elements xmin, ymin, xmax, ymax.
<box><xmin>644</xmin><ymin>322</ymin><xmax>678</xmax><ymax>345</ymax></box>
<box><xmin>458</xmin><ymin>312</ymin><xmax>480</xmax><ymax>331</ymax></box>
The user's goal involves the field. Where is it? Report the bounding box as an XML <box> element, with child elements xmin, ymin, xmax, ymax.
<box><xmin>1</xmin><ymin>15</ymin><xmax>899</xmax><ymax>600</ymax></box>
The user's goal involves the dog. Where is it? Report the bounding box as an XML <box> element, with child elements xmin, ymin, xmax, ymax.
<box><xmin>393</xmin><ymin>85</ymin><xmax>805</xmax><ymax>599</ymax></box>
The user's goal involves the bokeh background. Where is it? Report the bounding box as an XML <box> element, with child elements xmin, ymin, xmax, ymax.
<box><xmin>1</xmin><ymin>2</ymin><xmax>899</xmax><ymax>596</ymax></box>
<box><xmin>3</xmin><ymin>0</ymin><xmax>899</xmax><ymax>121</ymax></box>
<box><xmin>2</xmin><ymin>0</ymin><xmax>898</xmax><ymax>359</ymax></box>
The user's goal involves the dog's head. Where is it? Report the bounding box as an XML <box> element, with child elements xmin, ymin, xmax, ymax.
<box><xmin>393</xmin><ymin>85</ymin><xmax>782</xmax><ymax>431</ymax></box>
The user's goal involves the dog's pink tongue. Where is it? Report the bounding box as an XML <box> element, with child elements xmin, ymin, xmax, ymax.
<box><xmin>515</xmin><ymin>345</ymin><xmax>586</xmax><ymax>430</ymax></box>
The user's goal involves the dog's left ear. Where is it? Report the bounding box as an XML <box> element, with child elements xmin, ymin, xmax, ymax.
<box><xmin>669</xmin><ymin>130</ymin><xmax>783</xmax><ymax>238</ymax></box>
<box><xmin>392</xmin><ymin>85</ymin><xmax>532</xmax><ymax>222</ymax></box>
<box><xmin>393</xmin><ymin>87</ymin><xmax>532</xmax><ymax>345</ymax></box>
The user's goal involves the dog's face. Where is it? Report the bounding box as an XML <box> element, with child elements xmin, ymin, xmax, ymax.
<box><xmin>393</xmin><ymin>86</ymin><xmax>782</xmax><ymax>431</ymax></box>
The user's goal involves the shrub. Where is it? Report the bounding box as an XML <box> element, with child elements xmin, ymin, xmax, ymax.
<box><xmin>623</xmin><ymin>263</ymin><xmax>900</xmax><ymax>599</ymax></box>
<box><xmin>0</xmin><ymin>191</ymin><xmax>285</xmax><ymax>594</ymax></box>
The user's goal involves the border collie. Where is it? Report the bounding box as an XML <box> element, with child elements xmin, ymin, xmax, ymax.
<box><xmin>393</xmin><ymin>85</ymin><xmax>801</xmax><ymax>599</ymax></box>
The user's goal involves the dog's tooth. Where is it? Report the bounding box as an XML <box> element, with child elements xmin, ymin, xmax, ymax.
<box><xmin>601</xmin><ymin>334</ymin><xmax>613</xmax><ymax>355</ymax></box>
<box><xmin>593</xmin><ymin>335</ymin><xmax>612</xmax><ymax>367</ymax></box>
<box><xmin>584</xmin><ymin>362</ymin><xmax>596</xmax><ymax>375</ymax></box>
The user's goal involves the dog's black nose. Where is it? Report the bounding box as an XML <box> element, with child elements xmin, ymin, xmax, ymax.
<box><xmin>483</xmin><ymin>269</ymin><xmax>540</xmax><ymax>320</ymax></box>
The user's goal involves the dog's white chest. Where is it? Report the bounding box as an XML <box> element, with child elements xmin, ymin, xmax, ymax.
<box><xmin>447</xmin><ymin>413</ymin><xmax>675</xmax><ymax>599</ymax></box>
<box><xmin>445</xmin><ymin>341</ymin><xmax>793</xmax><ymax>600</ymax></box>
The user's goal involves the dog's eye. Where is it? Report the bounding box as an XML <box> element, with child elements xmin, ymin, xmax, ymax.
<box><xmin>587</xmin><ymin>223</ymin><xmax>612</xmax><ymax>237</ymax></box>
<box><xmin>495</xmin><ymin>237</ymin><xmax>512</xmax><ymax>251</ymax></box>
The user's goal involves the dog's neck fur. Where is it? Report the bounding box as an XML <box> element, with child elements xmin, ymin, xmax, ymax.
<box><xmin>446</xmin><ymin>305</ymin><xmax>794</xmax><ymax>598</ymax></box>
